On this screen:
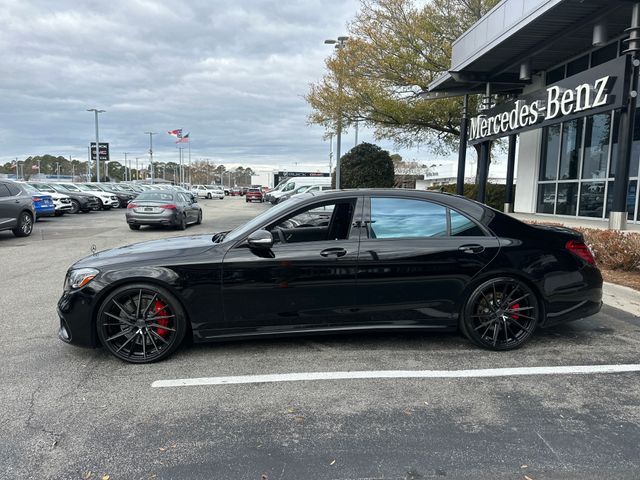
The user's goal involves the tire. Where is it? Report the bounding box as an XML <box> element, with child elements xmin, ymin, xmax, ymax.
<box><xmin>207</xmin><ymin>193</ymin><xmax>212</xmax><ymax>199</ymax></box>
<box><xmin>93</xmin><ymin>199</ymin><xmax>103</xmax><ymax>211</ymax></box>
<box><xmin>12</xmin><ymin>211</ymin><xmax>33</xmax><ymax>237</ymax></box>
<box><xmin>69</xmin><ymin>200</ymin><xmax>80</xmax><ymax>214</ymax></box>
<box><xmin>176</xmin><ymin>214</ymin><xmax>187</xmax><ymax>230</ymax></box>
<box><xmin>96</xmin><ymin>283</ymin><xmax>188</xmax><ymax>363</ymax></box>
<box><xmin>460</xmin><ymin>277</ymin><xmax>540</xmax><ymax>351</ymax></box>
<box><xmin>196</xmin><ymin>211</ymin><xmax>202</xmax><ymax>225</ymax></box>
<box><xmin>129</xmin><ymin>224</ymin><xmax>141</xmax><ymax>230</ymax></box>
<box><xmin>104</xmin><ymin>205</ymin><xmax>112</xmax><ymax>211</ymax></box>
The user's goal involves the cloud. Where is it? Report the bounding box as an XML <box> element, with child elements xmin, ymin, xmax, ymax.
<box><xmin>0</xmin><ymin>0</ymin><xmax>450</xmax><ymax>171</ymax></box>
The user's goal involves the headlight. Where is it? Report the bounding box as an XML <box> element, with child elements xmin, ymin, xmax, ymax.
<box><xmin>66</xmin><ymin>268</ymin><xmax>99</xmax><ymax>289</ymax></box>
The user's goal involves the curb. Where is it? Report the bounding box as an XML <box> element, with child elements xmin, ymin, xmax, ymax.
<box><xmin>603</xmin><ymin>282</ymin><xmax>640</xmax><ymax>317</ymax></box>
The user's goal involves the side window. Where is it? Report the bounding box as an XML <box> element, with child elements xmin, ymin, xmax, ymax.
<box><xmin>450</xmin><ymin>210</ymin><xmax>486</xmax><ymax>236</ymax></box>
<box><xmin>0</xmin><ymin>184</ymin><xmax>11</xmax><ymax>197</ymax></box>
<box><xmin>6</xmin><ymin>183</ymin><xmax>21</xmax><ymax>196</ymax></box>
<box><xmin>370</xmin><ymin>198</ymin><xmax>447</xmax><ymax>239</ymax></box>
<box><xmin>269</xmin><ymin>200</ymin><xmax>356</xmax><ymax>243</ymax></box>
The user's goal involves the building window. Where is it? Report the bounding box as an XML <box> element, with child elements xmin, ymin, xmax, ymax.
<box><xmin>546</xmin><ymin>65</ymin><xmax>565</xmax><ymax>86</ymax></box>
<box><xmin>540</xmin><ymin>124</ymin><xmax>561</xmax><ymax>181</ymax></box>
<box><xmin>537</xmin><ymin>184</ymin><xmax>556</xmax><ymax>214</ymax></box>
<box><xmin>566</xmin><ymin>54</ymin><xmax>589</xmax><ymax>77</ymax></box>
<box><xmin>556</xmin><ymin>183</ymin><xmax>579</xmax><ymax>215</ymax></box>
<box><xmin>559</xmin><ymin>119</ymin><xmax>582</xmax><ymax>180</ymax></box>
<box><xmin>579</xmin><ymin>182</ymin><xmax>606</xmax><ymax>217</ymax></box>
<box><xmin>582</xmin><ymin>114</ymin><xmax>611</xmax><ymax>180</ymax></box>
<box><xmin>591</xmin><ymin>42</ymin><xmax>618</xmax><ymax>67</ymax></box>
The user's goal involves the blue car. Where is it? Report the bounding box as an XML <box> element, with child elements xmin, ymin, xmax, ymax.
<box><xmin>21</xmin><ymin>183</ymin><xmax>55</xmax><ymax>219</ymax></box>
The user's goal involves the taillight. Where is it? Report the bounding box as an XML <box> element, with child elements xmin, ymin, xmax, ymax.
<box><xmin>566</xmin><ymin>240</ymin><xmax>595</xmax><ymax>265</ymax></box>
<box><xmin>159</xmin><ymin>204</ymin><xmax>177</xmax><ymax>210</ymax></box>
<box><xmin>127</xmin><ymin>203</ymin><xmax>137</xmax><ymax>209</ymax></box>
<box><xmin>33</xmin><ymin>196</ymin><xmax>42</xmax><ymax>202</ymax></box>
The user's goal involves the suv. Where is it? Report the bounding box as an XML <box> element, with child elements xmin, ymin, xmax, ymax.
<box><xmin>245</xmin><ymin>188</ymin><xmax>264</xmax><ymax>202</ymax></box>
<box><xmin>191</xmin><ymin>184</ymin><xmax>224</xmax><ymax>199</ymax></box>
<box><xmin>0</xmin><ymin>180</ymin><xmax>36</xmax><ymax>237</ymax></box>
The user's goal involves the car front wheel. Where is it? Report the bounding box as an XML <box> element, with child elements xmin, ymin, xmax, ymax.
<box><xmin>460</xmin><ymin>277</ymin><xmax>539</xmax><ymax>351</ymax></box>
<box><xmin>96</xmin><ymin>283</ymin><xmax>187</xmax><ymax>363</ymax></box>
<box><xmin>69</xmin><ymin>200</ymin><xmax>80</xmax><ymax>214</ymax></box>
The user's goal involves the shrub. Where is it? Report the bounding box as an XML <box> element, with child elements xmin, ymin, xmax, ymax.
<box><xmin>333</xmin><ymin>143</ymin><xmax>394</xmax><ymax>189</ymax></box>
<box><xmin>430</xmin><ymin>183</ymin><xmax>513</xmax><ymax>211</ymax></box>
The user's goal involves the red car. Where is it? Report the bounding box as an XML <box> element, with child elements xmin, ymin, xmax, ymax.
<box><xmin>229</xmin><ymin>188</ymin><xmax>242</xmax><ymax>196</ymax></box>
<box><xmin>245</xmin><ymin>188</ymin><xmax>264</xmax><ymax>202</ymax></box>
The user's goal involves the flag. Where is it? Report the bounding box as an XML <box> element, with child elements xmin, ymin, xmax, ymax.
<box><xmin>32</xmin><ymin>164</ymin><xmax>39</xmax><ymax>170</ymax></box>
<box><xmin>168</xmin><ymin>128</ymin><xmax>183</xmax><ymax>138</ymax></box>
<box><xmin>10</xmin><ymin>160</ymin><xmax>16</xmax><ymax>169</ymax></box>
<box><xmin>175</xmin><ymin>133</ymin><xmax>190</xmax><ymax>143</ymax></box>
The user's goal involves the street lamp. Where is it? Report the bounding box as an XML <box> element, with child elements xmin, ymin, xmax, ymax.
<box><xmin>324</xmin><ymin>36</ymin><xmax>349</xmax><ymax>189</ymax></box>
<box><xmin>145</xmin><ymin>132</ymin><xmax>157</xmax><ymax>183</ymax></box>
<box><xmin>87</xmin><ymin>108</ymin><xmax>105</xmax><ymax>182</ymax></box>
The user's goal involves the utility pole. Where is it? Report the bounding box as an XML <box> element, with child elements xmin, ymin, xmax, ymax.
<box><xmin>145</xmin><ymin>132</ymin><xmax>157</xmax><ymax>183</ymax></box>
<box><xmin>135</xmin><ymin>157</ymin><xmax>139</xmax><ymax>180</ymax></box>
<box><xmin>123</xmin><ymin>152</ymin><xmax>129</xmax><ymax>181</ymax></box>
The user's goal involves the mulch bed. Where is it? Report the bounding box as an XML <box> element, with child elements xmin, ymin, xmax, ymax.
<box><xmin>601</xmin><ymin>269</ymin><xmax>640</xmax><ymax>291</ymax></box>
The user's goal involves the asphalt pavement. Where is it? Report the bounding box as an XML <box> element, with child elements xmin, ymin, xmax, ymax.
<box><xmin>1</xmin><ymin>196</ymin><xmax>639</xmax><ymax>480</ymax></box>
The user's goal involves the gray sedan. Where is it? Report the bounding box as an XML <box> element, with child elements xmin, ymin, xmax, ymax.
<box><xmin>125</xmin><ymin>191</ymin><xmax>202</xmax><ymax>231</ymax></box>
<box><xmin>0</xmin><ymin>180</ymin><xmax>36</xmax><ymax>237</ymax></box>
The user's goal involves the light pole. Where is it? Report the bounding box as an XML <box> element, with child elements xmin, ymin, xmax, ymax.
<box><xmin>145</xmin><ymin>132</ymin><xmax>157</xmax><ymax>183</ymax></box>
<box><xmin>135</xmin><ymin>157</ymin><xmax>140</xmax><ymax>180</ymax></box>
<box><xmin>328</xmin><ymin>133</ymin><xmax>334</xmax><ymax>177</ymax></box>
<box><xmin>56</xmin><ymin>162</ymin><xmax>60</xmax><ymax>179</ymax></box>
<box><xmin>87</xmin><ymin>108</ymin><xmax>105</xmax><ymax>182</ymax></box>
<box><xmin>324</xmin><ymin>36</ymin><xmax>349</xmax><ymax>189</ymax></box>
<box><xmin>123</xmin><ymin>152</ymin><xmax>129</xmax><ymax>181</ymax></box>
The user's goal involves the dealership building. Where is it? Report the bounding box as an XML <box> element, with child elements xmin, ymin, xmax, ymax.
<box><xmin>428</xmin><ymin>0</ymin><xmax>640</xmax><ymax>229</ymax></box>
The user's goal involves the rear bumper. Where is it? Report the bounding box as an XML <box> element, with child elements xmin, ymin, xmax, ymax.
<box><xmin>126</xmin><ymin>211</ymin><xmax>178</xmax><ymax>226</ymax></box>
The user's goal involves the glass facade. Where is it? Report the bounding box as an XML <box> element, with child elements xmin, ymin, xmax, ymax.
<box><xmin>536</xmin><ymin>36</ymin><xmax>640</xmax><ymax>222</ymax></box>
<box><xmin>537</xmin><ymin>111</ymin><xmax>640</xmax><ymax>221</ymax></box>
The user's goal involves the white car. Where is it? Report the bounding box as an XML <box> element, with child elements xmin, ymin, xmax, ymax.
<box><xmin>191</xmin><ymin>184</ymin><xmax>224</xmax><ymax>199</ymax></box>
<box><xmin>18</xmin><ymin>182</ymin><xmax>72</xmax><ymax>216</ymax></box>
<box><xmin>55</xmin><ymin>183</ymin><xmax>119</xmax><ymax>210</ymax></box>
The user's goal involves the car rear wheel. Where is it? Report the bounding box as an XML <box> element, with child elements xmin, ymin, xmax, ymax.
<box><xmin>69</xmin><ymin>200</ymin><xmax>80</xmax><ymax>214</ymax></box>
<box><xmin>12</xmin><ymin>212</ymin><xmax>33</xmax><ymax>237</ymax></box>
<box><xmin>96</xmin><ymin>284</ymin><xmax>187</xmax><ymax>363</ymax></box>
<box><xmin>196</xmin><ymin>211</ymin><xmax>202</xmax><ymax>224</ymax></box>
<box><xmin>207</xmin><ymin>193</ymin><xmax>212</xmax><ymax>199</ymax></box>
<box><xmin>460</xmin><ymin>277</ymin><xmax>539</xmax><ymax>351</ymax></box>
<box><xmin>177</xmin><ymin>214</ymin><xmax>187</xmax><ymax>230</ymax></box>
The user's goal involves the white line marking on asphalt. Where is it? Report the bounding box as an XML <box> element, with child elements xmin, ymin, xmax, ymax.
<box><xmin>151</xmin><ymin>364</ymin><xmax>640</xmax><ymax>388</ymax></box>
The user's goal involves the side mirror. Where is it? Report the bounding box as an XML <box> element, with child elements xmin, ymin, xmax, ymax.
<box><xmin>247</xmin><ymin>229</ymin><xmax>273</xmax><ymax>249</ymax></box>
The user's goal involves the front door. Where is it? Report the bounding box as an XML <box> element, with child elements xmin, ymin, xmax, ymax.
<box><xmin>354</xmin><ymin>196</ymin><xmax>501</xmax><ymax>328</ymax></box>
<box><xmin>220</xmin><ymin>196</ymin><xmax>364</xmax><ymax>334</ymax></box>
<box><xmin>0</xmin><ymin>183</ymin><xmax>18</xmax><ymax>230</ymax></box>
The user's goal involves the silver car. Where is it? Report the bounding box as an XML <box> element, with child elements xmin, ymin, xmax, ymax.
<box><xmin>125</xmin><ymin>190</ymin><xmax>202</xmax><ymax>231</ymax></box>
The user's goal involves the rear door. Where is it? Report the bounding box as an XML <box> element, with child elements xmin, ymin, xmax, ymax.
<box><xmin>0</xmin><ymin>183</ymin><xmax>17</xmax><ymax>229</ymax></box>
<box><xmin>353</xmin><ymin>196</ymin><xmax>500</xmax><ymax>328</ymax></box>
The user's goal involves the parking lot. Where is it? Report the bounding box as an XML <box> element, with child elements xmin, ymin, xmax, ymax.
<box><xmin>2</xmin><ymin>196</ymin><xmax>640</xmax><ymax>480</ymax></box>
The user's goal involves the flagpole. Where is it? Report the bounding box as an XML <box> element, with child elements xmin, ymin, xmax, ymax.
<box><xmin>188</xmin><ymin>139</ymin><xmax>191</xmax><ymax>185</ymax></box>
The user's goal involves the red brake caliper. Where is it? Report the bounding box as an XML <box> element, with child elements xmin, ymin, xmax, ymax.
<box><xmin>511</xmin><ymin>303</ymin><xmax>520</xmax><ymax>321</ymax></box>
<box><xmin>154</xmin><ymin>300</ymin><xmax>170</xmax><ymax>336</ymax></box>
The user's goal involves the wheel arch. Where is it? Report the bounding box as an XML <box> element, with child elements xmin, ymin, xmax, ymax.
<box><xmin>91</xmin><ymin>273</ymin><xmax>194</xmax><ymax>344</ymax></box>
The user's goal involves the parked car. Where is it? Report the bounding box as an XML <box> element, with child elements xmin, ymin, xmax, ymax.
<box><xmin>20</xmin><ymin>183</ymin><xmax>55</xmax><ymax>219</ymax></box>
<box><xmin>191</xmin><ymin>184</ymin><xmax>224</xmax><ymax>199</ymax></box>
<box><xmin>205</xmin><ymin>185</ymin><xmax>225</xmax><ymax>199</ymax></box>
<box><xmin>57</xmin><ymin>189</ymin><xmax>602</xmax><ymax>363</ymax></box>
<box><xmin>20</xmin><ymin>182</ymin><xmax>72</xmax><ymax>216</ymax></box>
<box><xmin>229</xmin><ymin>187</ymin><xmax>242</xmax><ymax>196</ymax></box>
<box><xmin>245</xmin><ymin>188</ymin><xmax>264</xmax><ymax>202</ymax></box>
<box><xmin>125</xmin><ymin>190</ymin><xmax>202</xmax><ymax>230</ymax></box>
<box><xmin>269</xmin><ymin>177</ymin><xmax>330</xmax><ymax>204</ymax></box>
<box><xmin>86</xmin><ymin>183</ymin><xmax>137</xmax><ymax>208</ymax></box>
<box><xmin>279</xmin><ymin>184</ymin><xmax>332</xmax><ymax>203</ymax></box>
<box><xmin>0</xmin><ymin>180</ymin><xmax>36</xmax><ymax>237</ymax></box>
<box><xmin>31</xmin><ymin>183</ymin><xmax>99</xmax><ymax>214</ymax></box>
<box><xmin>71</xmin><ymin>183</ymin><xmax>119</xmax><ymax>210</ymax></box>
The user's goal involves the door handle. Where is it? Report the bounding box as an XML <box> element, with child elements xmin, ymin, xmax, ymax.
<box><xmin>459</xmin><ymin>244</ymin><xmax>485</xmax><ymax>254</ymax></box>
<box><xmin>320</xmin><ymin>247</ymin><xmax>347</xmax><ymax>258</ymax></box>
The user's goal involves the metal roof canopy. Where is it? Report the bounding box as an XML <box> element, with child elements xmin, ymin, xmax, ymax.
<box><xmin>428</xmin><ymin>0</ymin><xmax>635</xmax><ymax>96</ymax></box>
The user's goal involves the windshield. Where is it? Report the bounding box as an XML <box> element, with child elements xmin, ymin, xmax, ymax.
<box><xmin>58</xmin><ymin>184</ymin><xmax>81</xmax><ymax>192</ymax></box>
<box><xmin>30</xmin><ymin>183</ymin><xmax>55</xmax><ymax>193</ymax></box>
<box><xmin>224</xmin><ymin>194</ymin><xmax>309</xmax><ymax>242</ymax></box>
<box><xmin>19</xmin><ymin>183</ymin><xmax>39</xmax><ymax>194</ymax></box>
<box><xmin>81</xmin><ymin>184</ymin><xmax>102</xmax><ymax>191</ymax></box>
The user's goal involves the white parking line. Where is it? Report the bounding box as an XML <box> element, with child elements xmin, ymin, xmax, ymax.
<box><xmin>151</xmin><ymin>364</ymin><xmax>640</xmax><ymax>388</ymax></box>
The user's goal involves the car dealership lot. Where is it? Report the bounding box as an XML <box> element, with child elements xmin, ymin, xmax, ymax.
<box><xmin>1</xmin><ymin>196</ymin><xmax>640</xmax><ymax>479</ymax></box>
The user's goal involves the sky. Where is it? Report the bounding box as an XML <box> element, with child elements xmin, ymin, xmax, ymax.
<box><xmin>0</xmin><ymin>0</ymin><xmax>498</xmax><ymax>176</ymax></box>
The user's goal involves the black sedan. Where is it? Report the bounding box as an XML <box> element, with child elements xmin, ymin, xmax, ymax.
<box><xmin>58</xmin><ymin>189</ymin><xmax>602</xmax><ymax>363</ymax></box>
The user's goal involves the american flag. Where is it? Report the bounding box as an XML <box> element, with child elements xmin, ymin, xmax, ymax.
<box><xmin>168</xmin><ymin>128</ymin><xmax>183</xmax><ymax>138</ymax></box>
<box><xmin>175</xmin><ymin>133</ymin><xmax>190</xmax><ymax>143</ymax></box>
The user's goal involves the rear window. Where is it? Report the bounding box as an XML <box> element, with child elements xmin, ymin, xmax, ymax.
<box><xmin>136</xmin><ymin>192</ymin><xmax>175</xmax><ymax>202</ymax></box>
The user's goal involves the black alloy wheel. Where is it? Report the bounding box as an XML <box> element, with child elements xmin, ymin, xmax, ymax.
<box><xmin>69</xmin><ymin>200</ymin><xmax>80</xmax><ymax>214</ymax></box>
<box><xmin>93</xmin><ymin>199</ymin><xmax>103</xmax><ymax>211</ymax></box>
<box><xmin>12</xmin><ymin>212</ymin><xmax>33</xmax><ymax>237</ymax></box>
<box><xmin>207</xmin><ymin>193</ymin><xmax>212</xmax><ymax>199</ymax></box>
<box><xmin>97</xmin><ymin>284</ymin><xmax>187</xmax><ymax>363</ymax></box>
<box><xmin>461</xmin><ymin>277</ymin><xmax>539</xmax><ymax>351</ymax></box>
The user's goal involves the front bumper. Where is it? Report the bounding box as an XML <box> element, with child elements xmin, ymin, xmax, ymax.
<box><xmin>57</xmin><ymin>288</ymin><xmax>100</xmax><ymax>348</ymax></box>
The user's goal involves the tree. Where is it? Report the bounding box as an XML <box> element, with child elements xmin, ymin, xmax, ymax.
<box><xmin>306</xmin><ymin>0</ymin><xmax>499</xmax><ymax>154</ymax></box>
<box><xmin>335</xmin><ymin>142</ymin><xmax>394</xmax><ymax>188</ymax></box>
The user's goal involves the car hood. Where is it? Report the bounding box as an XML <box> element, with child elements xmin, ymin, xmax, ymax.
<box><xmin>72</xmin><ymin>234</ymin><xmax>217</xmax><ymax>269</ymax></box>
